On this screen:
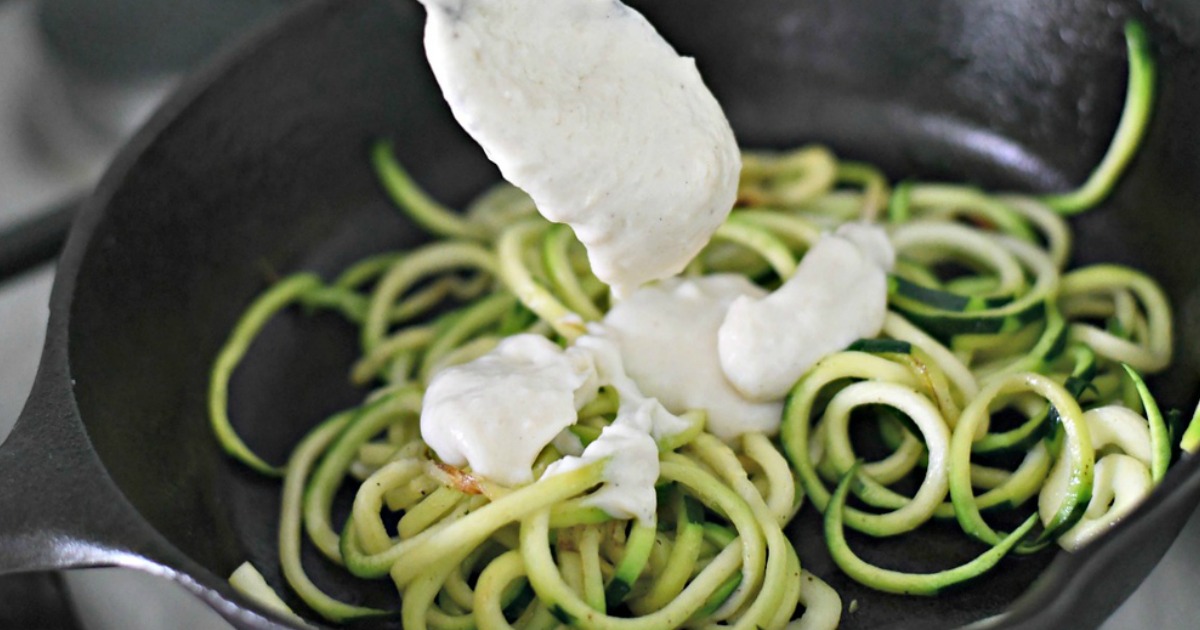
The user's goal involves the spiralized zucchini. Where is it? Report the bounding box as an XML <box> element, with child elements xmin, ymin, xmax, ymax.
<box><xmin>208</xmin><ymin>18</ymin><xmax>1188</xmax><ymax>630</ymax></box>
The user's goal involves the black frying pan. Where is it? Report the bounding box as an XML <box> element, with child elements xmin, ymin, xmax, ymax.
<box><xmin>2</xmin><ymin>0</ymin><xmax>1200</xmax><ymax>628</ymax></box>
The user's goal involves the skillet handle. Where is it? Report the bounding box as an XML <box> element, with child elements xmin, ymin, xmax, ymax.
<box><xmin>0</xmin><ymin>373</ymin><xmax>294</xmax><ymax>630</ymax></box>
<box><xmin>0</xmin><ymin>359</ymin><xmax>164</xmax><ymax>575</ymax></box>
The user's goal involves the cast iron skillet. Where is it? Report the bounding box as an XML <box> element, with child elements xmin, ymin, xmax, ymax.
<box><xmin>2</xmin><ymin>0</ymin><xmax>1200</xmax><ymax>628</ymax></box>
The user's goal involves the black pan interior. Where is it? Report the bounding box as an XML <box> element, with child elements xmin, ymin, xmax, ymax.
<box><xmin>64</xmin><ymin>0</ymin><xmax>1200</xmax><ymax>628</ymax></box>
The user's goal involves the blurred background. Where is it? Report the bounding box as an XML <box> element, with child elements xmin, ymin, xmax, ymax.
<box><xmin>0</xmin><ymin>0</ymin><xmax>1196</xmax><ymax>627</ymax></box>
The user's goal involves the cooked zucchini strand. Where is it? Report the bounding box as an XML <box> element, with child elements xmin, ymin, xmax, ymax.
<box><xmin>1041</xmin><ymin>21</ymin><xmax>1156</xmax><ymax>214</ymax></box>
<box><xmin>825</xmin><ymin>463</ymin><xmax>1038</xmax><ymax>596</ymax></box>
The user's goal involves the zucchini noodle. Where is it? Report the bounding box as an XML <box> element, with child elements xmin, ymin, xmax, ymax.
<box><xmin>208</xmin><ymin>18</ymin><xmax>1188</xmax><ymax>630</ymax></box>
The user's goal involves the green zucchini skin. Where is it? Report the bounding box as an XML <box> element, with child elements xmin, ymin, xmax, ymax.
<box><xmin>693</xmin><ymin>573</ymin><xmax>743</xmax><ymax>620</ymax></box>
<box><xmin>1181</xmin><ymin>403</ymin><xmax>1200</xmax><ymax>455</ymax></box>
<box><xmin>1123</xmin><ymin>364</ymin><xmax>1171</xmax><ymax>483</ymax></box>
<box><xmin>604</xmin><ymin>522</ymin><xmax>656</xmax><ymax>605</ymax></box>
<box><xmin>1040</xmin><ymin>20</ymin><xmax>1157</xmax><ymax>214</ymax></box>
<box><xmin>890</xmin><ymin>275</ymin><xmax>1015</xmax><ymax>313</ymax></box>
<box><xmin>847</xmin><ymin>338</ymin><xmax>913</xmax><ymax>355</ymax></box>
<box><xmin>549</xmin><ymin>604</ymin><xmax>578</xmax><ymax>626</ymax></box>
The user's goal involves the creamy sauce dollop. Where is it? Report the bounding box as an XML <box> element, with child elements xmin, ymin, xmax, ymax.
<box><xmin>417</xmin><ymin>0</ymin><xmax>740</xmax><ymax>296</ymax></box>
<box><xmin>421</xmin><ymin>329</ymin><xmax>688</xmax><ymax>522</ymax></box>
<box><xmin>420</xmin><ymin>334</ymin><xmax>597</xmax><ymax>487</ymax></box>
<box><xmin>544</xmin><ymin>330</ymin><xmax>690</xmax><ymax>524</ymax></box>
<box><xmin>718</xmin><ymin>222</ymin><xmax>895</xmax><ymax>401</ymax></box>
<box><xmin>601</xmin><ymin>275</ymin><xmax>783</xmax><ymax>440</ymax></box>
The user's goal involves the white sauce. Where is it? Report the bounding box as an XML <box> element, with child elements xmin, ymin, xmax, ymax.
<box><xmin>718</xmin><ymin>222</ymin><xmax>894</xmax><ymax>401</ymax></box>
<box><xmin>576</xmin><ymin>329</ymin><xmax>693</xmax><ymax>442</ymax></box>
<box><xmin>545</xmin><ymin>330</ymin><xmax>690</xmax><ymax>524</ymax></box>
<box><xmin>421</xmin><ymin>328</ymin><xmax>687</xmax><ymax>522</ymax></box>
<box><xmin>417</xmin><ymin>0</ymin><xmax>740</xmax><ymax>296</ymax></box>
<box><xmin>601</xmin><ymin>275</ymin><xmax>783</xmax><ymax>440</ymax></box>
<box><xmin>420</xmin><ymin>334</ymin><xmax>597</xmax><ymax>487</ymax></box>
<box><xmin>420</xmin><ymin>224</ymin><xmax>896</xmax><ymax>500</ymax></box>
<box><xmin>546</xmin><ymin>416</ymin><xmax>661</xmax><ymax>522</ymax></box>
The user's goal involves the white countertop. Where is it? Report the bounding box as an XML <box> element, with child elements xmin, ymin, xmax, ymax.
<box><xmin>0</xmin><ymin>1</ymin><xmax>1195</xmax><ymax>628</ymax></box>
